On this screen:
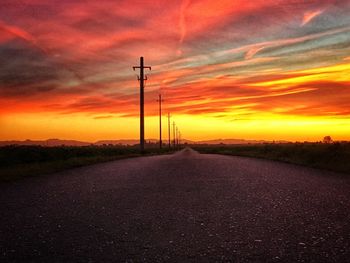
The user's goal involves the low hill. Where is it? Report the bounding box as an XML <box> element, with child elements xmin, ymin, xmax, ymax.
<box><xmin>0</xmin><ymin>138</ymin><xmax>289</xmax><ymax>147</ymax></box>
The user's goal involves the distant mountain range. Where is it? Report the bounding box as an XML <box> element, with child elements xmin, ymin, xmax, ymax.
<box><xmin>0</xmin><ymin>138</ymin><xmax>289</xmax><ymax>146</ymax></box>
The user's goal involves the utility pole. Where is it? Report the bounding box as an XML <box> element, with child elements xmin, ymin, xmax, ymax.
<box><xmin>133</xmin><ymin>57</ymin><xmax>151</xmax><ymax>153</ymax></box>
<box><xmin>176</xmin><ymin>126</ymin><xmax>179</xmax><ymax>148</ymax></box>
<box><xmin>167</xmin><ymin>112</ymin><xmax>171</xmax><ymax>148</ymax></box>
<box><xmin>172</xmin><ymin>121</ymin><xmax>176</xmax><ymax>148</ymax></box>
<box><xmin>157</xmin><ymin>94</ymin><xmax>164</xmax><ymax>149</ymax></box>
<box><xmin>179</xmin><ymin>131</ymin><xmax>182</xmax><ymax>147</ymax></box>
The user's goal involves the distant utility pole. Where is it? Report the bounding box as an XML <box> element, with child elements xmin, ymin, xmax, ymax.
<box><xmin>176</xmin><ymin>126</ymin><xmax>179</xmax><ymax>148</ymax></box>
<box><xmin>133</xmin><ymin>57</ymin><xmax>151</xmax><ymax>153</ymax></box>
<box><xmin>172</xmin><ymin>121</ymin><xmax>176</xmax><ymax>148</ymax></box>
<box><xmin>157</xmin><ymin>94</ymin><xmax>164</xmax><ymax>149</ymax></box>
<box><xmin>167</xmin><ymin>113</ymin><xmax>171</xmax><ymax>148</ymax></box>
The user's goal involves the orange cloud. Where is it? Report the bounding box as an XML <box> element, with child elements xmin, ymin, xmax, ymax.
<box><xmin>302</xmin><ymin>9</ymin><xmax>324</xmax><ymax>26</ymax></box>
<box><xmin>1</xmin><ymin>0</ymin><xmax>350</xmax><ymax>141</ymax></box>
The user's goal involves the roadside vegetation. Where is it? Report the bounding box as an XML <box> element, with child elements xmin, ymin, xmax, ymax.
<box><xmin>193</xmin><ymin>142</ymin><xmax>350</xmax><ymax>175</ymax></box>
<box><xmin>2</xmin><ymin>142</ymin><xmax>349</xmax><ymax>181</ymax></box>
<box><xmin>0</xmin><ymin>145</ymin><xmax>174</xmax><ymax>182</ymax></box>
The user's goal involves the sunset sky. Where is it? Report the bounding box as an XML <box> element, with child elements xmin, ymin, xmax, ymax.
<box><xmin>0</xmin><ymin>0</ymin><xmax>350</xmax><ymax>142</ymax></box>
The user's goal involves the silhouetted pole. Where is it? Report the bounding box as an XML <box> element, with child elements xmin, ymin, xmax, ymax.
<box><xmin>172</xmin><ymin>121</ymin><xmax>176</xmax><ymax>148</ymax></box>
<box><xmin>133</xmin><ymin>57</ymin><xmax>151</xmax><ymax>152</ymax></box>
<box><xmin>167</xmin><ymin>113</ymin><xmax>171</xmax><ymax>148</ymax></box>
<box><xmin>157</xmin><ymin>94</ymin><xmax>164</xmax><ymax>149</ymax></box>
<box><xmin>176</xmin><ymin>126</ymin><xmax>179</xmax><ymax>148</ymax></box>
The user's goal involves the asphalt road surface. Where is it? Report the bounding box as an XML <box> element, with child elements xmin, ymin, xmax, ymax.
<box><xmin>1</xmin><ymin>148</ymin><xmax>349</xmax><ymax>262</ymax></box>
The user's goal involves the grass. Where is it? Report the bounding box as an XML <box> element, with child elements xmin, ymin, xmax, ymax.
<box><xmin>3</xmin><ymin>143</ymin><xmax>349</xmax><ymax>181</ymax></box>
<box><xmin>193</xmin><ymin>142</ymin><xmax>350</xmax><ymax>175</ymax></box>
<box><xmin>0</xmin><ymin>145</ymin><xmax>174</xmax><ymax>182</ymax></box>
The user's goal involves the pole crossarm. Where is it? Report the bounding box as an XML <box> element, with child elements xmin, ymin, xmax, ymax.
<box><xmin>133</xmin><ymin>66</ymin><xmax>151</xmax><ymax>71</ymax></box>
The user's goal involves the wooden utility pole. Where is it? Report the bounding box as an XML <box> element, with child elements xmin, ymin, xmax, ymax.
<box><xmin>172</xmin><ymin>121</ymin><xmax>176</xmax><ymax>148</ymax></box>
<box><xmin>133</xmin><ymin>57</ymin><xmax>151</xmax><ymax>153</ymax></box>
<box><xmin>176</xmin><ymin>126</ymin><xmax>179</xmax><ymax>148</ymax></box>
<box><xmin>167</xmin><ymin>113</ymin><xmax>171</xmax><ymax>148</ymax></box>
<box><xmin>157</xmin><ymin>94</ymin><xmax>164</xmax><ymax>149</ymax></box>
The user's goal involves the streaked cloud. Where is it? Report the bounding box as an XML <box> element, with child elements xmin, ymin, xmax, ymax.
<box><xmin>0</xmin><ymin>0</ymin><xmax>350</xmax><ymax>141</ymax></box>
<box><xmin>301</xmin><ymin>9</ymin><xmax>324</xmax><ymax>26</ymax></box>
<box><xmin>179</xmin><ymin>0</ymin><xmax>191</xmax><ymax>44</ymax></box>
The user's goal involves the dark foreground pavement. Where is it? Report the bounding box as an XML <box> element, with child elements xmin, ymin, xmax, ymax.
<box><xmin>1</xmin><ymin>148</ymin><xmax>349</xmax><ymax>262</ymax></box>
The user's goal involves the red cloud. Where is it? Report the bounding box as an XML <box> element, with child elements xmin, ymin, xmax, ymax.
<box><xmin>1</xmin><ymin>0</ymin><xmax>350</xmax><ymax>121</ymax></box>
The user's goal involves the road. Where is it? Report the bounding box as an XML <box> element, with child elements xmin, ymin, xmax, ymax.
<box><xmin>0</xmin><ymin>148</ymin><xmax>349</xmax><ymax>262</ymax></box>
